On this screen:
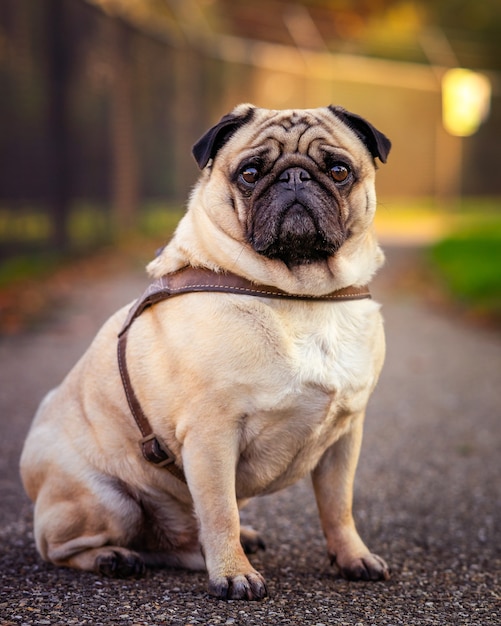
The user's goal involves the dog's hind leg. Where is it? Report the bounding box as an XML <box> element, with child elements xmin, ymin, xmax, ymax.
<box><xmin>33</xmin><ymin>476</ymin><xmax>146</xmax><ymax>577</ymax></box>
<box><xmin>53</xmin><ymin>540</ymin><xmax>146</xmax><ymax>578</ymax></box>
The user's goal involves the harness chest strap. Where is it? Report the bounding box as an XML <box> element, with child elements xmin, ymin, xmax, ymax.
<box><xmin>117</xmin><ymin>266</ymin><xmax>372</xmax><ymax>483</ymax></box>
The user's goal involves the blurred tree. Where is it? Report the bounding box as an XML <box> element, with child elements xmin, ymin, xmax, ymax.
<box><xmin>106</xmin><ymin>18</ymin><xmax>140</xmax><ymax>234</ymax></box>
<box><xmin>85</xmin><ymin>0</ymin><xmax>501</xmax><ymax>77</ymax></box>
<box><xmin>46</xmin><ymin>0</ymin><xmax>73</xmax><ymax>250</ymax></box>
<box><xmin>207</xmin><ymin>0</ymin><xmax>501</xmax><ymax>70</ymax></box>
<box><xmin>422</xmin><ymin>0</ymin><xmax>501</xmax><ymax>70</ymax></box>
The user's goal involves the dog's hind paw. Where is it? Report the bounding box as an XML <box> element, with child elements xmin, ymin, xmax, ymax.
<box><xmin>240</xmin><ymin>526</ymin><xmax>266</xmax><ymax>555</ymax></box>
<box><xmin>95</xmin><ymin>548</ymin><xmax>146</xmax><ymax>578</ymax></box>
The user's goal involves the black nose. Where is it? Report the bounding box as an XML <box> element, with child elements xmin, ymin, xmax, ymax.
<box><xmin>278</xmin><ymin>167</ymin><xmax>311</xmax><ymax>190</ymax></box>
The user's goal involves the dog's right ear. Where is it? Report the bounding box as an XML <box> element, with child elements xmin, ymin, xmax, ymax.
<box><xmin>192</xmin><ymin>105</ymin><xmax>256</xmax><ymax>169</ymax></box>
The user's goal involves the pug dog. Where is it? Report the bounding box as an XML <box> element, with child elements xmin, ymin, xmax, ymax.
<box><xmin>20</xmin><ymin>104</ymin><xmax>391</xmax><ymax>601</ymax></box>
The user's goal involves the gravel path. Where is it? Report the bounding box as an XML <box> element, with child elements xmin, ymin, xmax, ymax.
<box><xmin>0</xmin><ymin>246</ymin><xmax>499</xmax><ymax>625</ymax></box>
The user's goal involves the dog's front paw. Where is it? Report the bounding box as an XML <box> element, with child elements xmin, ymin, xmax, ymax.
<box><xmin>332</xmin><ymin>552</ymin><xmax>390</xmax><ymax>582</ymax></box>
<box><xmin>208</xmin><ymin>570</ymin><xmax>268</xmax><ymax>601</ymax></box>
<box><xmin>95</xmin><ymin>548</ymin><xmax>146</xmax><ymax>578</ymax></box>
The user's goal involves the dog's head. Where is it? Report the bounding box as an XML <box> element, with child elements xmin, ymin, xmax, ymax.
<box><xmin>149</xmin><ymin>105</ymin><xmax>391</xmax><ymax>293</ymax></box>
<box><xmin>193</xmin><ymin>104</ymin><xmax>390</xmax><ymax>267</ymax></box>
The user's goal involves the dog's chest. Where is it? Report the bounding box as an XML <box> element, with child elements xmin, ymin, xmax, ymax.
<box><xmin>234</xmin><ymin>301</ymin><xmax>381</xmax><ymax>495</ymax></box>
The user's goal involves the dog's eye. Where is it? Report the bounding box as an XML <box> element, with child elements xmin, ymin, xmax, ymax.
<box><xmin>329</xmin><ymin>163</ymin><xmax>350</xmax><ymax>183</ymax></box>
<box><xmin>240</xmin><ymin>166</ymin><xmax>260</xmax><ymax>185</ymax></box>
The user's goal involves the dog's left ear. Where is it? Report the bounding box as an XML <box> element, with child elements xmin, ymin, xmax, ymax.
<box><xmin>192</xmin><ymin>105</ymin><xmax>256</xmax><ymax>169</ymax></box>
<box><xmin>329</xmin><ymin>106</ymin><xmax>391</xmax><ymax>164</ymax></box>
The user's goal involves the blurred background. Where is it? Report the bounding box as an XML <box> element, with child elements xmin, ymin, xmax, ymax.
<box><xmin>0</xmin><ymin>0</ymin><xmax>500</xmax><ymax>328</ymax></box>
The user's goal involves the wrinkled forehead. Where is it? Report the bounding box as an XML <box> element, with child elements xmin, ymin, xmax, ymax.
<box><xmin>226</xmin><ymin>107</ymin><xmax>357</xmax><ymax>161</ymax></box>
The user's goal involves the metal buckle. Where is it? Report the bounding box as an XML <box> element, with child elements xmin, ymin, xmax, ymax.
<box><xmin>140</xmin><ymin>433</ymin><xmax>176</xmax><ymax>467</ymax></box>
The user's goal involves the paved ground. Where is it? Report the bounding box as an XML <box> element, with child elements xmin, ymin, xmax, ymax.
<box><xmin>0</xmin><ymin>246</ymin><xmax>500</xmax><ymax>625</ymax></box>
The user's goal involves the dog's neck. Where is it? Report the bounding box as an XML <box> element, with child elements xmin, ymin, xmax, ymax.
<box><xmin>147</xmin><ymin>210</ymin><xmax>383</xmax><ymax>297</ymax></box>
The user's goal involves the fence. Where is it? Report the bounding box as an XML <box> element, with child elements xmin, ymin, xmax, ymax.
<box><xmin>0</xmin><ymin>0</ymin><xmax>500</xmax><ymax>252</ymax></box>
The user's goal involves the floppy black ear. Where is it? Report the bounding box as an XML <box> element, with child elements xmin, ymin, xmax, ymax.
<box><xmin>328</xmin><ymin>106</ymin><xmax>391</xmax><ymax>164</ymax></box>
<box><xmin>192</xmin><ymin>107</ymin><xmax>255</xmax><ymax>169</ymax></box>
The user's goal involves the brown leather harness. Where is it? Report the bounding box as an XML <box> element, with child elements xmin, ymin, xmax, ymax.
<box><xmin>117</xmin><ymin>266</ymin><xmax>372</xmax><ymax>484</ymax></box>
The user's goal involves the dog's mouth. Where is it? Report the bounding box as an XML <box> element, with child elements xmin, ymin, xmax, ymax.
<box><xmin>247</xmin><ymin>166</ymin><xmax>348</xmax><ymax>266</ymax></box>
<box><xmin>250</xmin><ymin>201</ymin><xmax>343</xmax><ymax>266</ymax></box>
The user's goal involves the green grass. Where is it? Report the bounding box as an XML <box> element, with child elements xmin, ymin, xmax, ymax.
<box><xmin>428</xmin><ymin>213</ymin><xmax>501</xmax><ymax>320</ymax></box>
<box><xmin>376</xmin><ymin>196</ymin><xmax>501</xmax><ymax>321</ymax></box>
<box><xmin>0</xmin><ymin>202</ymin><xmax>184</xmax><ymax>247</ymax></box>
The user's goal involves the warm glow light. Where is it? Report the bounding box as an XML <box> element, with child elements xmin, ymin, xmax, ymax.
<box><xmin>442</xmin><ymin>68</ymin><xmax>491</xmax><ymax>137</ymax></box>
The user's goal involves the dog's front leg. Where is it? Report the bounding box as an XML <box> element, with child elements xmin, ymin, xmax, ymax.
<box><xmin>182</xmin><ymin>428</ymin><xmax>267</xmax><ymax>601</ymax></box>
<box><xmin>312</xmin><ymin>412</ymin><xmax>390</xmax><ymax>581</ymax></box>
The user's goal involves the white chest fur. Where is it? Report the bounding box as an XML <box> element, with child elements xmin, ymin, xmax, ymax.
<box><xmin>240</xmin><ymin>297</ymin><xmax>382</xmax><ymax>409</ymax></box>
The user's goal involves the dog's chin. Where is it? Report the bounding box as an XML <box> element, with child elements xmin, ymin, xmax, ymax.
<box><xmin>249</xmin><ymin>204</ymin><xmax>345</xmax><ymax>267</ymax></box>
<box><xmin>253</xmin><ymin>238</ymin><xmax>340</xmax><ymax>267</ymax></box>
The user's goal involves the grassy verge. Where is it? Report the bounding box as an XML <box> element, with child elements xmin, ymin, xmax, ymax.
<box><xmin>428</xmin><ymin>211</ymin><xmax>501</xmax><ymax>323</ymax></box>
<box><xmin>0</xmin><ymin>203</ymin><xmax>184</xmax><ymax>288</ymax></box>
